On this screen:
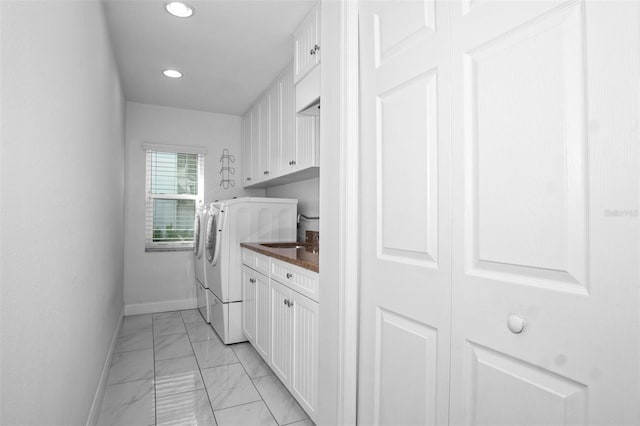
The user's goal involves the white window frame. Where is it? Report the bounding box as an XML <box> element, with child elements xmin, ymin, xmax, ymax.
<box><xmin>143</xmin><ymin>143</ymin><xmax>206</xmax><ymax>252</ymax></box>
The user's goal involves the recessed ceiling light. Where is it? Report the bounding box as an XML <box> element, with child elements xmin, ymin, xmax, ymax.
<box><xmin>165</xmin><ymin>2</ymin><xmax>194</xmax><ymax>18</ymax></box>
<box><xmin>163</xmin><ymin>69</ymin><xmax>183</xmax><ymax>78</ymax></box>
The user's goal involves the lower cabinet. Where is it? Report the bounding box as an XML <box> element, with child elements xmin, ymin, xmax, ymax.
<box><xmin>241</xmin><ymin>266</ymin><xmax>256</xmax><ymax>343</ymax></box>
<box><xmin>269</xmin><ymin>279</ymin><xmax>319</xmax><ymax>421</ymax></box>
<box><xmin>241</xmin><ymin>249</ymin><xmax>319</xmax><ymax>423</ymax></box>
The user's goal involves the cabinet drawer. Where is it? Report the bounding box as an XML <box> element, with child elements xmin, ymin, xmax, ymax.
<box><xmin>242</xmin><ymin>248</ymin><xmax>270</xmax><ymax>276</ymax></box>
<box><xmin>270</xmin><ymin>259</ymin><xmax>318</xmax><ymax>302</ymax></box>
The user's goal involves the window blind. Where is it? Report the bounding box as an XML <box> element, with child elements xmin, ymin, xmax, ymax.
<box><xmin>145</xmin><ymin>149</ymin><xmax>204</xmax><ymax>251</ymax></box>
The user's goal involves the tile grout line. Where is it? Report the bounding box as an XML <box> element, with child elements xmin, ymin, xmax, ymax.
<box><xmin>151</xmin><ymin>315</ymin><xmax>158</xmax><ymax>426</ymax></box>
<box><xmin>232</xmin><ymin>344</ymin><xmax>284</xmax><ymax>425</ymax></box>
<box><xmin>180</xmin><ymin>310</ymin><xmax>220</xmax><ymax>425</ymax></box>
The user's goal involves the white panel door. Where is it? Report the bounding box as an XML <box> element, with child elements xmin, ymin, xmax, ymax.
<box><xmin>278</xmin><ymin>64</ymin><xmax>297</xmax><ymax>176</ymax></box>
<box><xmin>270</xmin><ymin>279</ymin><xmax>292</xmax><ymax>385</ymax></box>
<box><xmin>358</xmin><ymin>1</ymin><xmax>452</xmax><ymax>425</ymax></box>
<box><xmin>449</xmin><ymin>1</ymin><xmax>640</xmax><ymax>424</ymax></box>
<box><xmin>241</xmin><ymin>266</ymin><xmax>256</xmax><ymax>343</ymax></box>
<box><xmin>255</xmin><ymin>271</ymin><xmax>270</xmax><ymax>360</ymax></box>
<box><xmin>291</xmin><ymin>291</ymin><xmax>318</xmax><ymax>421</ymax></box>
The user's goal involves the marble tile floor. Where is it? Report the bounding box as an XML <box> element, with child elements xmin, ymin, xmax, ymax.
<box><xmin>98</xmin><ymin>310</ymin><xmax>313</xmax><ymax>426</ymax></box>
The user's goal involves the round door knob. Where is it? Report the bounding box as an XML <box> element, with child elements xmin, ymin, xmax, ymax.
<box><xmin>507</xmin><ymin>314</ymin><xmax>525</xmax><ymax>334</ymax></box>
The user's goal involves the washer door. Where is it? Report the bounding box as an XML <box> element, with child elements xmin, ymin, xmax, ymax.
<box><xmin>205</xmin><ymin>207</ymin><xmax>223</xmax><ymax>266</ymax></box>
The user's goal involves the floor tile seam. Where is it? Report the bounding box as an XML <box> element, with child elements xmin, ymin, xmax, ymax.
<box><xmin>249</xmin><ymin>364</ymin><xmax>309</xmax><ymax>425</ymax></box>
<box><xmin>154</xmin><ymin>353</ymin><xmax>199</xmax><ymax>367</ymax></box>
<box><xmin>153</xmin><ymin>330</ymin><xmax>189</xmax><ymax>338</ymax></box>
<box><xmin>151</xmin><ymin>316</ymin><xmax>159</xmax><ymax>426</ymax></box>
<box><xmin>199</xmin><ymin>360</ymin><xmax>243</xmax><ymax>373</ymax></box>
<box><xmin>107</xmin><ymin>372</ymin><xmax>155</xmax><ymax>387</ymax></box>
<box><xmin>233</xmin><ymin>346</ymin><xmax>282</xmax><ymax>425</ymax></box>
<box><xmin>155</xmin><ymin>384</ymin><xmax>206</xmax><ymax>400</ymax></box>
<box><xmin>181</xmin><ymin>312</ymin><xmax>219</xmax><ymax>425</ymax></box>
<box><xmin>211</xmin><ymin>393</ymin><xmax>264</xmax><ymax>413</ymax></box>
<box><xmin>231</xmin><ymin>346</ymin><xmax>275</xmax><ymax>379</ymax></box>
<box><xmin>113</xmin><ymin>346</ymin><xmax>154</xmax><ymax>355</ymax></box>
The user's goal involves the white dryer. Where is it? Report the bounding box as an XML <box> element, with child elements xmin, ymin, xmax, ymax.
<box><xmin>204</xmin><ymin>197</ymin><xmax>298</xmax><ymax>344</ymax></box>
<box><xmin>193</xmin><ymin>203</ymin><xmax>210</xmax><ymax>323</ymax></box>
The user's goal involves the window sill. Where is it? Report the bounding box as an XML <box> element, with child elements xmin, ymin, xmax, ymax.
<box><xmin>145</xmin><ymin>246</ymin><xmax>194</xmax><ymax>253</ymax></box>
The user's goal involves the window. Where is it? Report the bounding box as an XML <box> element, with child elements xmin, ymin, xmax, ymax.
<box><xmin>144</xmin><ymin>144</ymin><xmax>205</xmax><ymax>251</ymax></box>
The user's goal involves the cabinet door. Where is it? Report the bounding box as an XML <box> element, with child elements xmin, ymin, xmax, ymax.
<box><xmin>291</xmin><ymin>291</ymin><xmax>319</xmax><ymax>421</ymax></box>
<box><xmin>293</xmin><ymin>3</ymin><xmax>319</xmax><ymax>83</ymax></box>
<box><xmin>277</xmin><ymin>64</ymin><xmax>297</xmax><ymax>176</ymax></box>
<box><xmin>270</xmin><ymin>279</ymin><xmax>292</xmax><ymax>385</ymax></box>
<box><xmin>241</xmin><ymin>266</ymin><xmax>256</xmax><ymax>343</ymax></box>
<box><xmin>295</xmin><ymin>116</ymin><xmax>319</xmax><ymax>170</ymax></box>
<box><xmin>242</xmin><ymin>112</ymin><xmax>253</xmax><ymax>186</ymax></box>
<box><xmin>268</xmin><ymin>83</ymin><xmax>279</xmax><ymax>178</ymax></box>
<box><xmin>258</xmin><ymin>94</ymin><xmax>270</xmax><ymax>181</ymax></box>
<box><xmin>254</xmin><ymin>272</ymin><xmax>271</xmax><ymax>360</ymax></box>
<box><xmin>248</xmin><ymin>104</ymin><xmax>260</xmax><ymax>185</ymax></box>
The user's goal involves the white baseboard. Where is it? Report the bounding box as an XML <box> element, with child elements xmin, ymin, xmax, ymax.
<box><xmin>86</xmin><ymin>305</ymin><xmax>124</xmax><ymax>426</ymax></box>
<box><xmin>124</xmin><ymin>298</ymin><xmax>197</xmax><ymax>316</ymax></box>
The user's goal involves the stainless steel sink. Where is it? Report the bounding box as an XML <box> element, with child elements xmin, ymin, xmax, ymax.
<box><xmin>260</xmin><ymin>242</ymin><xmax>309</xmax><ymax>249</ymax></box>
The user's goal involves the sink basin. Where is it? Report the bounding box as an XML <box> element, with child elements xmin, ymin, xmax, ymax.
<box><xmin>260</xmin><ymin>242</ymin><xmax>309</xmax><ymax>249</ymax></box>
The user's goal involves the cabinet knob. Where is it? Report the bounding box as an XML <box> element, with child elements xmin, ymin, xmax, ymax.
<box><xmin>247</xmin><ymin>177</ymin><xmax>252</xmax><ymax>181</ymax></box>
<box><xmin>283</xmin><ymin>298</ymin><xmax>289</xmax><ymax>306</ymax></box>
<box><xmin>249</xmin><ymin>278</ymin><xmax>255</xmax><ymax>283</ymax></box>
<box><xmin>289</xmin><ymin>160</ymin><xmax>296</xmax><ymax>166</ymax></box>
<box><xmin>264</xmin><ymin>170</ymin><xmax>269</xmax><ymax>175</ymax></box>
<box><xmin>288</xmin><ymin>300</ymin><xmax>294</xmax><ymax>308</ymax></box>
<box><xmin>507</xmin><ymin>314</ymin><xmax>525</xmax><ymax>334</ymax></box>
<box><xmin>286</xmin><ymin>272</ymin><xmax>293</xmax><ymax>279</ymax></box>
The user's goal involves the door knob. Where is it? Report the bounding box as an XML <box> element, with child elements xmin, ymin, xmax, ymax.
<box><xmin>507</xmin><ymin>314</ymin><xmax>525</xmax><ymax>334</ymax></box>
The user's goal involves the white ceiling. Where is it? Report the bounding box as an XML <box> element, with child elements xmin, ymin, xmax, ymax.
<box><xmin>103</xmin><ymin>0</ymin><xmax>316</xmax><ymax>116</ymax></box>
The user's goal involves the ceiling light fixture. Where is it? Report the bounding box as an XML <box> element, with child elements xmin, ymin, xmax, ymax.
<box><xmin>165</xmin><ymin>1</ymin><xmax>194</xmax><ymax>18</ymax></box>
<box><xmin>163</xmin><ymin>69</ymin><xmax>183</xmax><ymax>78</ymax></box>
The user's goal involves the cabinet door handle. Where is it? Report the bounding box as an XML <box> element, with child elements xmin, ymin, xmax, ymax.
<box><xmin>283</xmin><ymin>298</ymin><xmax>289</xmax><ymax>306</ymax></box>
<box><xmin>288</xmin><ymin>300</ymin><xmax>294</xmax><ymax>308</ymax></box>
<box><xmin>286</xmin><ymin>272</ymin><xmax>293</xmax><ymax>279</ymax></box>
<box><xmin>310</xmin><ymin>48</ymin><xmax>315</xmax><ymax>55</ymax></box>
<box><xmin>247</xmin><ymin>177</ymin><xmax>252</xmax><ymax>181</ymax></box>
<box><xmin>313</xmin><ymin>44</ymin><xmax>320</xmax><ymax>53</ymax></box>
<box><xmin>263</xmin><ymin>170</ymin><xmax>269</xmax><ymax>175</ymax></box>
<box><xmin>249</xmin><ymin>278</ymin><xmax>255</xmax><ymax>283</ymax></box>
<box><xmin>289</xmin><ymin>160</ymin><xmax>296</xmax><ymax>166</ymax></box>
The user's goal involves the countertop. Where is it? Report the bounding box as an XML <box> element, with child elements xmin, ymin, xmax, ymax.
<box><xmin>241</xmin><ymin>242</ymin><xmax>319</xmax><ymax>273</ymax></box>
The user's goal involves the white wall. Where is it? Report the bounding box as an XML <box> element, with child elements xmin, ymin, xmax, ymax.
<box><xmin>0</xmin><ymin>1</ymin><xmax>125</xmax><ymax>424</ymax></box>
<box><xmin>124</xmin><ymin>102</ymin><xmax>264</xmax><ymax>313</ymax></box>
<box><xmin>266</xmin><ymin>177</ymin><xmax>319</xmax><ymax>241</ymax></box>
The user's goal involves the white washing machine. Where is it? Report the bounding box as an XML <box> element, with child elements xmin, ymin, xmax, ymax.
<box><xmin>204</xmin><ymin>197</ymin><xmax>298</xmax><ymax>344</ymax></box>
<box><xmin>194</xmin><ymin>202</ymin><xmax>210</xmax><ymax>323</ymax></box>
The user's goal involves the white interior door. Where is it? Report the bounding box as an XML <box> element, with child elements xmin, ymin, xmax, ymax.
<box><xmin>358</xmin><ymin>1</ymin><xmax>452</xmax><ymax>424</ymax></box>
<box><xmin>449</xmin><ymin>1</ymin><xmax>640</xmax><ymax>424</ymax></box>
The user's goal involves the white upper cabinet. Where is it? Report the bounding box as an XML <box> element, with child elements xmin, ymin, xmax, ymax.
<box><xmin>243</xmin><ymin>62</ymin><xmax>319</xmax><ymax>188</ymax></box>
<box><xmin>293</xmin><ymin>2</ymin><xmax>320</xmax><ymax>84</ymax></box>
<box><xmin>258</xmin><ymin>93</ymin><xmax>271</xmax><ymax>181</ymax></box>
<box><xmin>277</xmin><ymin>65</ymin><xmax>297</xmax><ymax>176</ymax></box>
<box><xmin>242</xmin><ymin>112</ymin><xmax>253</xmax><ymax>185</ymax></box>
